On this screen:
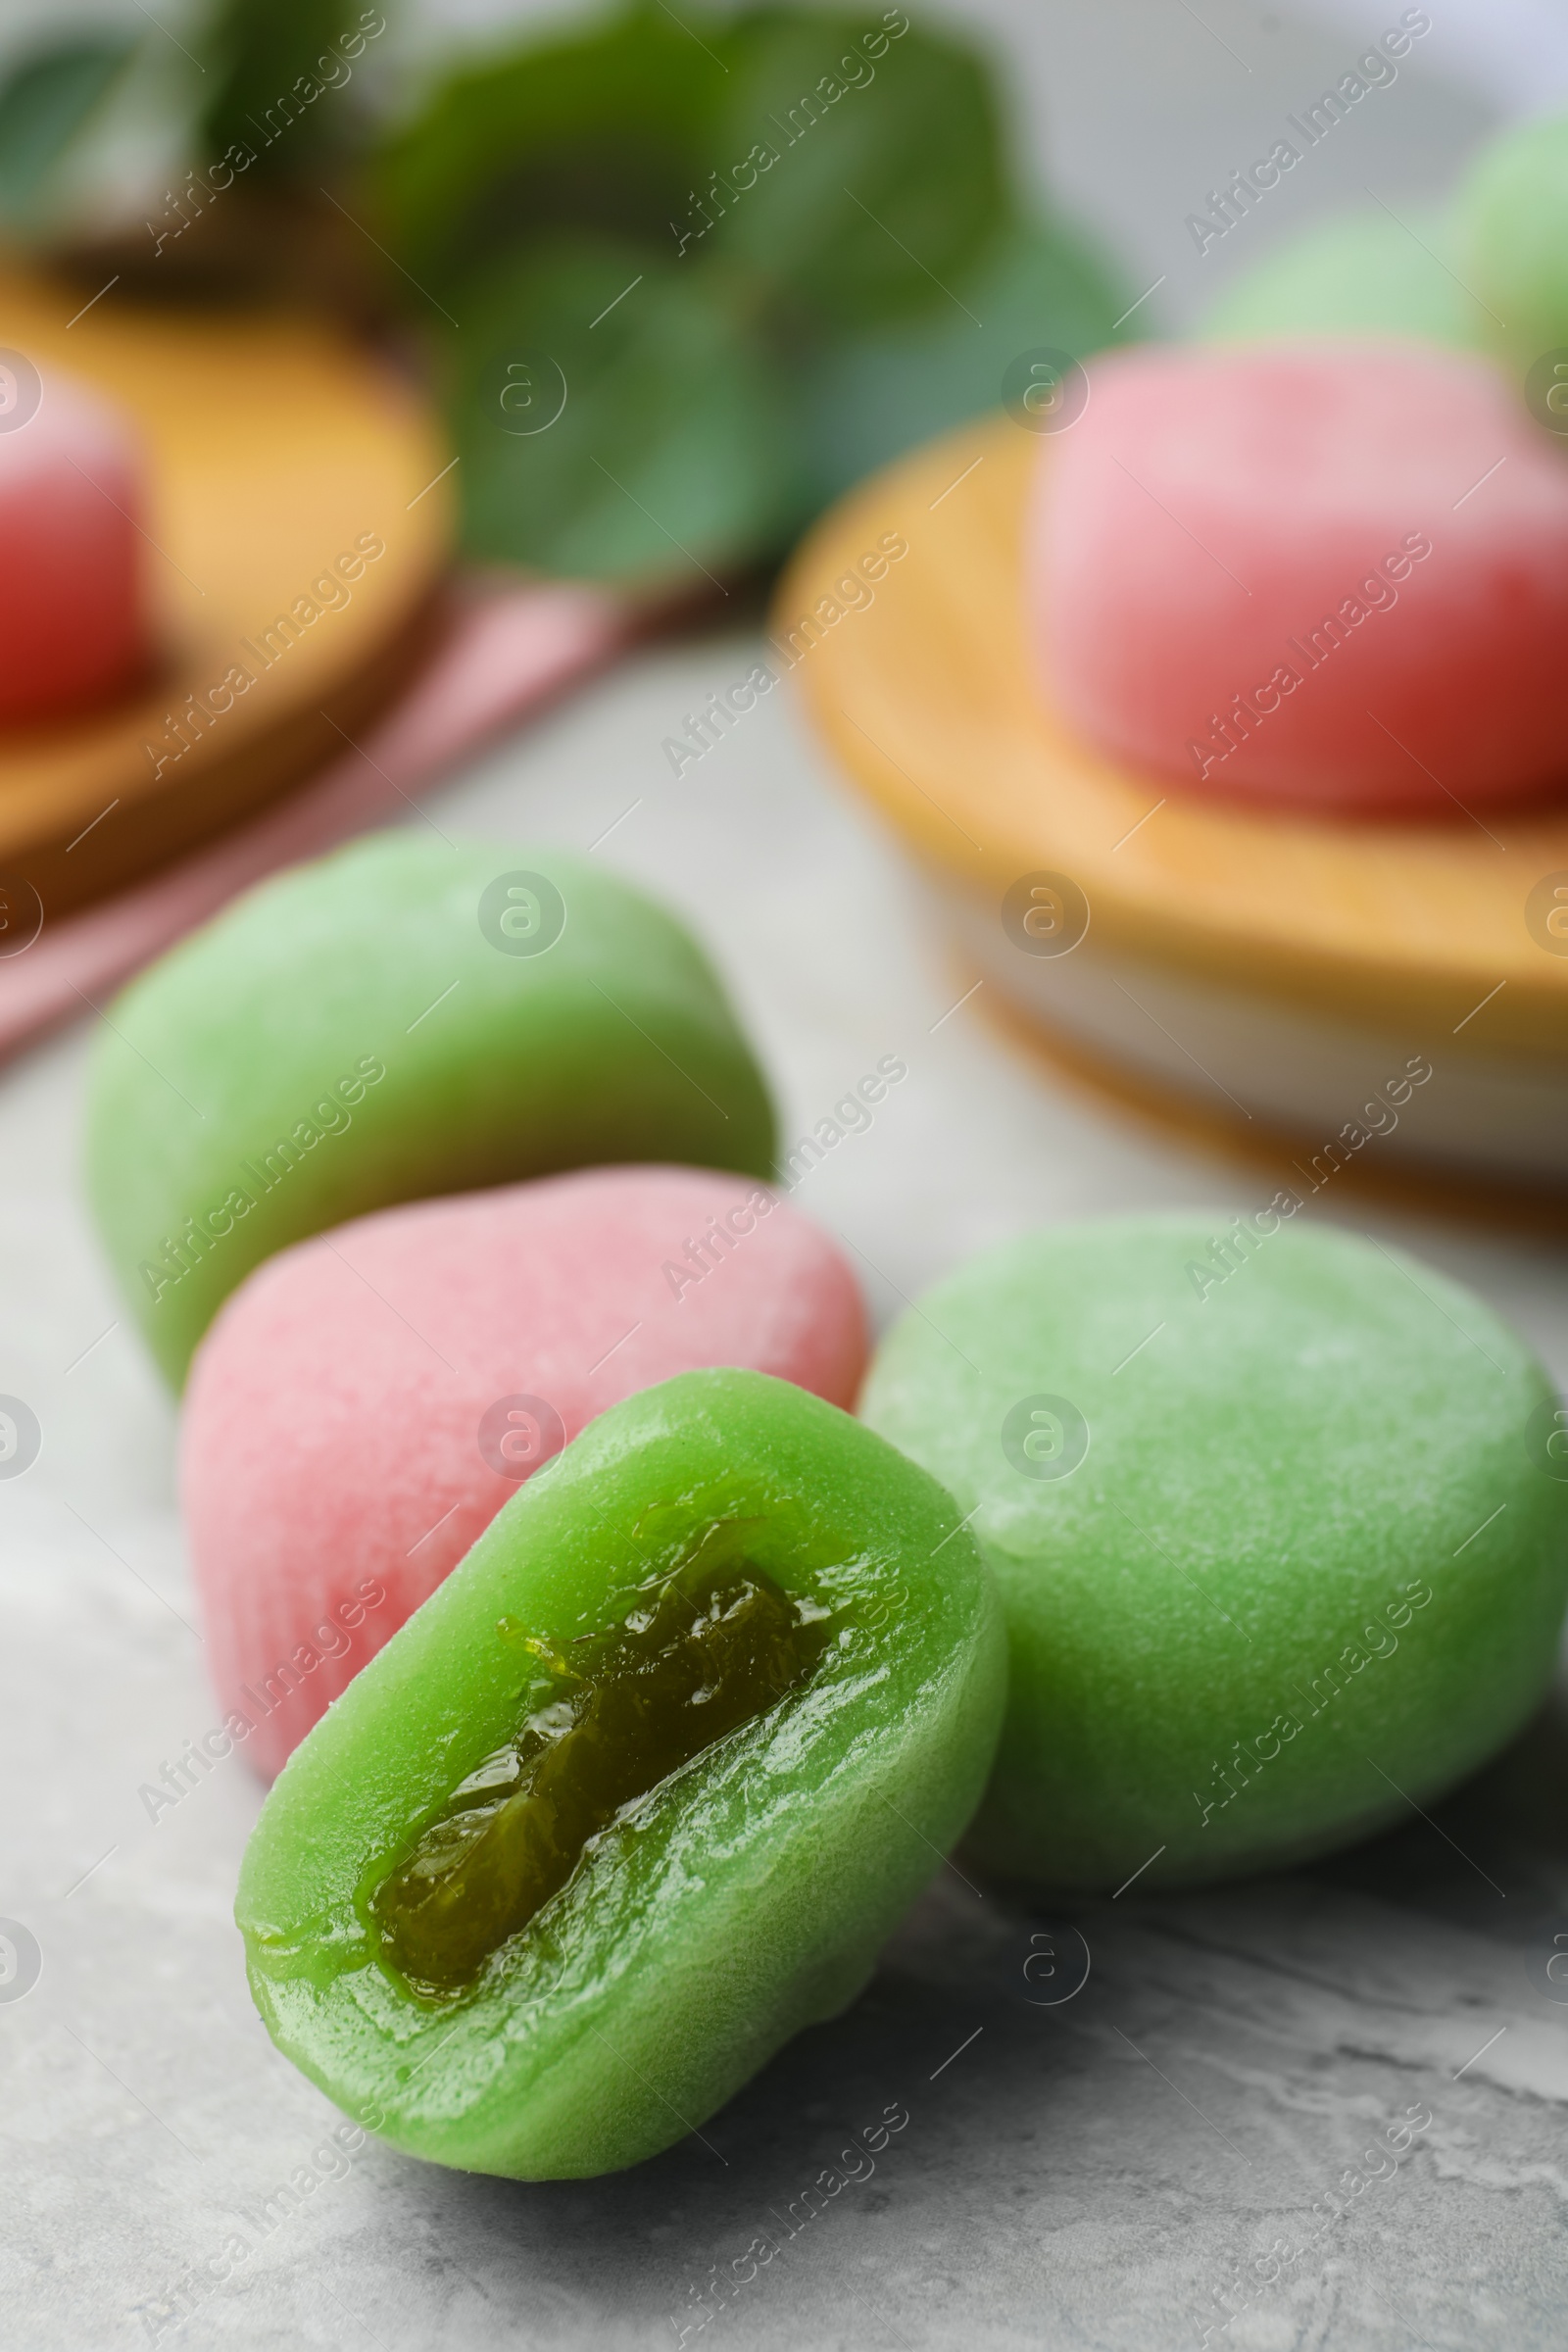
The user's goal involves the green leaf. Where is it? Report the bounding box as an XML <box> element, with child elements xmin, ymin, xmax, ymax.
<box><xmin>0</xmin><ymin>36</ymin><xmax>137</xmax><ymax>227</ymax></box>
<box><xmin>366</xmin><ymin>2</ymin><xmax>1138</xmax><ymax>580</ymax></box>
<box><xmin>794</xmin><ymin>213</ymin><xmax>1137</xmax><ymax>507</ymax></box>
<box><xmin>196</xmin><ymin>0</ymin><xmax>375</xmax><ymax>181</ymax></box>
<box><xmin>704</xmin><ymin>7</ymin><xmax>1007</xmax><ymax>329</ymax></box>
<box><xmin>446</xmin><ymin>234</ymin><xmax>802</xmax><ymax>590</ymax></box>
<box><xmin>372</xmin><ymin>5</ymin><xmax>732</xmax><ymax>294</ymax></box>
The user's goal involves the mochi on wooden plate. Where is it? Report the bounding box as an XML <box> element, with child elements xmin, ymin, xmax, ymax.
<box><xmin>1031</xmin><ymin>342</ymin><xmax>1568</xmax><ymax>811</ymax></box>
<box><xmin>0</xmin><ymin>361</ymin><xmax>148</xmax><ymax>724</ymax></box>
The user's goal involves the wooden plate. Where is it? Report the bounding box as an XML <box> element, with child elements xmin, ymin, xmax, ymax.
<box><xmin>0</xmin><ymin>268</ymin><xmax>451</xmax><ymax>920</ymax></box>
<box><xmin>776</xmin><ymin>414</ymin><xmax>1568</xmax><ymax>1189</ymax></box>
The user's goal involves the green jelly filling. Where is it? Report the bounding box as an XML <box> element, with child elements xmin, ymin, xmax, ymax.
<box><xmin>369</xmin><ymin>1559</ymin><xmax>831</xmax><ymax>1997</ymax></box>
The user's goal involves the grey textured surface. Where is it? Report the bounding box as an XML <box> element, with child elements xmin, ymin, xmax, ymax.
<box><xmin>5</xmin><ymin>632</ymin><xmax>1568</xmax><ymax>2352</ymax></box>
<box><xmin>4</xmin><ymin>3</ymin><xmax>1566</xmax><ymax>2348</ymax></box>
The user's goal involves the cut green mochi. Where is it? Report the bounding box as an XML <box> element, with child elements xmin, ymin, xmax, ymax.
<box><xmin>859</xmin><ymin>1217</ymin><xmax>1568</xmax><ymax>1891</ymax></box>
<box><xmin>1455</xmin><ymin>111</ymin><xmax>1568</xmax><ymax>385</ymax></box>
<box><xmin>370</xmin><ymin>1552</ymin><xmax>832</xmax><ymax>1997</ymax></box>
<box><xmin>236</xmin><ymin>1369</ymin><xmax>1004</xmax><ymax>2179</ymax></box>
<box><xmin>1196</xmin><ymin>205</ymin><xmax>1478</xmax><ymax>353</ymax></box>
<box><xmin>84</xmin><ymin>835</ymin><xmax>775</xmax><ymax>1386</ymax></box>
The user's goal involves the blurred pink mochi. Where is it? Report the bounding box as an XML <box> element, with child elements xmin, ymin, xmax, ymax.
<box><xmin>182</xmin><ymin>1165</ymin><xmax>867</xmax><ymax>1779</ymax></box>
<box><xmin>0</xmin><ymin>363</ymin><xmax>148</xmax><ymax>723</ymax></box>
<box><xmin>1031</xmin><ymin>342</ymin><xmax>1568</xmax><ymax>810</ymax></box>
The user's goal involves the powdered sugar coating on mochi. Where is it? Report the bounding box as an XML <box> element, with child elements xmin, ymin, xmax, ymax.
<box><xmin>182</xmin><ymin>1164</ymin><xmax>867</xmax><ymax>1777</ymax></box>
<box><xmin>859</xmin><ymin>1215</ymin><xmax>1568</xmax><ymax>1889</ymax></box>
<box><xmin>1031</xmin><ymin>341</ymin><xmax>1568</xmax><ymax>809</ymax></box>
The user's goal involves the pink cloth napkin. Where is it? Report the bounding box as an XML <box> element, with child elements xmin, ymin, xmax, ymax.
<box><xmin>0</xmin><ymin>581</ymin><xmax>627</xmax><ymax>1068</ymax></box>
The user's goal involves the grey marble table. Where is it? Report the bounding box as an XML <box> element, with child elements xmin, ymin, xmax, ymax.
<box><xmin>5</xmin><ymin>3</ymin><xmax>1566</xmax><ymax>2346</ymax></box>
<box><xmin>5</xmin><ymin>619</ymin><xmax>1568</xmax><ymax>2351</ymax></box>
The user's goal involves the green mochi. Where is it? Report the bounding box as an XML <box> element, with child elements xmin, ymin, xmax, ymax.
<box><xmin>1454</xmin><ymin>111</ymin><xmax>1568</xmax><ymax>383</ymax></box>
<box><xmin>236</xmin><ymin>1369</ymin><xmax>1005</xmax><ymax>2180</ymax></box>
<box><xmin>859</xmin><ymin>1217</ymin><xmax>1568</xmax><ymax>1891</ymax></box>
<box><xmin>84</xmin><ymin>834</ymin><xmax>776</xmax><ymax>1387</ymax></box>
<box><xmin>1196</xmin><ymin>205</ymin><xmax>1478</xmax><ymax>352</ymax></box>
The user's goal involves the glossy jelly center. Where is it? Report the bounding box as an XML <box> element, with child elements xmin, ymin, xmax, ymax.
<box><xmin>370</xmin><ymin>1561</ymin><xmax>830</xmax><ymax>1996</ymax></box>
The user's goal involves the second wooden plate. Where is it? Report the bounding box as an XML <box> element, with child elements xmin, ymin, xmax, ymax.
<box><xmin>777</xmin><ymin>414</ymin><xmax>1568</xmax><ymax>1195</ymax></box>
<box><xmin>0</xmin><ymin>268</ymin><xmax>451</xmax><ymax>923</ymax></box>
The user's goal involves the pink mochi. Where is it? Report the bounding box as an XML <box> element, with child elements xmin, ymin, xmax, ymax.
<box><xmin>181</xmin><ymin>1165</ymin><xmax>867</xmax><ymax>1778</ymax></box>
<box><xmin>1032</xmin><ymin>342</ymin><xmax>1568</xmax><ymax>810</ymax></box>
<box><xmin>0</xmin><ymin>367</ymin><xmax>148</xmax><ymax>724</ymax></box>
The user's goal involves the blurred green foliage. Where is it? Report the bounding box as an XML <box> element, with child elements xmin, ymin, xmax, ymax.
<box><xmin>0</xmin><ymin>35</ymin><xmax>135</xmax><ymax>226</ymax></box>
<box><xmin>451</xmin><ymin>233</ymin><xmax>802</xmax><ymax>582</ymax></box>
<box><xmin>375</xmin><ymin>9</ymin><xmax>732</xmax><ymax>289</ymax></box>
<box><xmin>0</xmin><ymin>0</ymin><xmax>1135</xmax><ymax>593</ymax></box>
<box><xmin>702</xmin><ymin>8</ymin><xmax>1004</xmax><ymax>330</ymax></box>
<box><xmin>195</xmin><ymin>0</ymin><xmax>368</xmax><ymax>177</ymax></box>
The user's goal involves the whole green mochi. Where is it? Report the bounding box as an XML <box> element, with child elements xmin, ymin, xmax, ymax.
<box><xmin>85</xmin><ymin>834</ymin><xmax>776</xmax><ymax>1387</ymax></box>
<box><xmin>1196</xmin><ymin>205</ymin><xmax>1477</xmax><ymax>354</ymax></box>
<box><xmin>1454</xmin><ymin>111</ymin><xmax>1568</xmax><ymax>383</ymax></box>
<box><xmin>858</xmin><ymin>1216</ymin><xmax>1568</xmax><ymax>1891</ymax></box>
